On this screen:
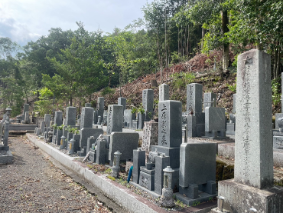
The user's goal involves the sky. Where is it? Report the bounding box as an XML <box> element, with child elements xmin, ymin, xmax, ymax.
<box><xmin>0</xmin><ymin>0</ymin><xmax>153</xmax><ymax>46</ymax></box>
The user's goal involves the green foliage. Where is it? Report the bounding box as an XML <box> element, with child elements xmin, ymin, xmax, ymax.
<box><xmin>101</xmin><ymin>87</ymin><xmax>115</xmax><ymax>97</ymax></box>
<box><xmin>272</xmin><ymin>77</ymin><xmax>281</xmax><ymax>106</ymax></box>
<box><xmin>137</xmin><ymin>105</ymin><xmax>145</xmax><ymax>114</ymax></box>
<box><xmin>227</xmin><ymin>78</ymin><xmax>237</xmax><ymax>93</ymax></box>
<box><xmin>57</xmin><ymin>124</ymin><xmax>64</xmax><ymax>130</ymax></box>
<box><xmin>34</xmin><ymin>87</ymin><xmax>55</xmax><ymax>116</ymax></box>
<box><xmin>131</xmin><ymin>107</ymin><xmax>137</xmax><ymax>114</ymax></box>
<box><xmin>171</xmin><ymin>72</ymin><xmax>196</xmax><ymax>90</ymax></box>
<box><xmin>52</xmin><ymin>124</ymin><xmax>58</xmax><ymax>130</ymax></box>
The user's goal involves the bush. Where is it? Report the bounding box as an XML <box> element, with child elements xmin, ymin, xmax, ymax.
<box><xmin>272</xmin><ymin>77</ymin><xmax>281</xmax><ymax>106</ymax></box>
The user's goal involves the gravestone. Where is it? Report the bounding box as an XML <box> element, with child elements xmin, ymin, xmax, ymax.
<box><xmin>40</xmin><ymin>121</ymin><xmax>45</xmax><ymax>136</ymax></box>
<box><xmin>95</xmin><ymin>135</ymin><xmax>108</xmax><ymax>164</ymax></box>
<box><xmin>24</xmin><ymin>111</ymin><xmax>30</xmax><ymax>124</ymax></box>
<box><xmin>148</xmin><ymin>100</ymin><xmax>182</xmax><ymax>192</ymax></box>
<box><xmin>214</xmin><ymin>49</ymin><xmax>283</xmax><ymax>212</ymax></box>
<box><xmin>203</xmin><ymin>92</ymin><xmax>216</xmax><ymax>109</ymax></box>
<box><xmin>232</xmin><ymin>93</ymin><xmax>236</xmax><ymax>114</ymax></box>
<box><xmin>154</xmin><ymin>154</ymin><xmax>170</xmax><ymax>195</ymax></box>
<box><xmin>24</xmin><ymin>104</ymin><xmax>29</xmax><ymax>114</ymax></box>
<box><xmin>227</xmin><ymin>94</ymin><xmax>236</xmax><ymax>135</ymax></box>
<box><xmin>186</xmin><ymin>83</ymin><xmax>205</xmax><ymax>137</ymax></box>
<box><xmin>107</xmin><ymin>105</ymin><xmax>123</xmax><ymax>135</ymax></box>
<box><xmin>204</xmin><ymin>107</ymin><xmax>226</xmax><ymax>139</ymax></box>
<box><xmin>80</xmin><ymin>107</ymin><xmax>94</xmax><ymax>130</ymax></box>
<box><xmin>85</xmin><ymin>103</ymin><xmax>91</xmax><ymax>107</ymax></box>
<box><xmin>108</xmin><ymin>132</ymin><xmax>139</xmax><ymax>166</ymax></box>
<box><xmin>66</xmin><ymin>107</ymin><xmax>76</xmax><ymax>126</ymax></box>
<box><xmin>124</xmin><ymin>109</ymin><xmax>136</xmax><ymax>128</ymax></box>
<box><xmin>79</xmin><ymin>128</ymin><xmax>103</xmax><ymax>152</ymax></box>
<box><xmin>93</xmin><ymin>110</ymin><xmax>98</xmax><ymax>125</ymax></box>
<box><xmin>177</xmin><ymin>141</ymin><xmax>216</xmax><ymax>203</ymax></box>
<box><xmin>132</xmin><ymin>149</ymin><xmax>145</xmax><ymax>184</ymax></box>
<box><xmin>142</xmin><ymin>89</ymin><xmax>154</xmax><ymax>120</ymax></box>
<box><xmin>141</xmin><ymin>121</ymin><xmax>158</xmax><ymax>152</ymax></box>
<box><xmin>187</xmin><ymin>83</ymin><xmax>202</xmax><ymax>114</ymax></box>
<box><xmin>44</xmin><ymin>114</ymin><xmax>51</xmax><ymax>128</ymax></box>
<box><xmin>86</xmin><ymin>136</ymin><xmax>96</xmax><ymax>154</ymax></box>
<box><xmin>118</xmin><ymin>97</ymin><xmax>126</xmax><ymax>112</ymax></box>
<box><xmin>159</xmin><ymin>83</ymin><xmax>169</xmax><ymax>101</ymax></box>
<box><xmin>137</xmin><ymin>112</ymin><xmax>145</xmax><ymax>130</ymax></box>
<box><xmin>96</xmin><ymin>97</ymin><xmax>104</xmax><ymax>123</ymax></box>
<box><xmin>54</xmin><ymin>111</ymin><xmax>63</xmax><ymax>126</ymax></box>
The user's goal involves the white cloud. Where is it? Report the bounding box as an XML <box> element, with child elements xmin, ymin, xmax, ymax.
<box><xmin>0</xmin><ymin>0</ymin><xmax>153</xmax><ymax>46</ymax></box>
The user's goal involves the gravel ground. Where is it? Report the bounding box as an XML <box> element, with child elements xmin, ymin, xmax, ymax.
<box><xmin>0</xmin><ymin>137</ymin><xmax>111</xmax><ymax>213</ymax></box>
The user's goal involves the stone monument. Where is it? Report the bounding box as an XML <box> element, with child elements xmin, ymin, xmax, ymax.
<box><xmin>212</xmin><ymin>49</ymin><xmax>283</xmax><ymax>212</ymax></box>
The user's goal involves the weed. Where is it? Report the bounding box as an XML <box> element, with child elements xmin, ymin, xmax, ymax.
<box><xmin>107</xmin><ymin>175</ymin><xmax>116</xmax><ymax>181</ymax></box>
<box><xmin>104</xmin><ymin>168</ymin><xmax>112</xmax><ymax>174</ymax></box>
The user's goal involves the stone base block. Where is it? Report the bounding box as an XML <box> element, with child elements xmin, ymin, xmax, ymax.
<box><xmin>151</xmin><ymin>145</ymin><xmax>180</xmax><ymax>168</ymax></box>
<box><xmin>89</xmin><ymin>150</ymin><xmax>96</xmax><ymax>163</ymax></box>
<box><xmin>174</xmin><ymin>190</ymin><xmax>217</xmax><ymax>206</ymax></box>
<box><xmin>226</xmin><ymin>123</ymin><xmax>235</xmax><ymax>135</ymax></box>
<box><xmin>196</xmin><ymin>124</ymin><xmax>205</xmax><ymax>137</ymax></box>
<box><xmin>216</xmin><ymin>179</ymin><xmax>283</xmax><ymax>213</ymax></box>
<box><xmin>204</xmin><ymin>130</ymin><xmax>226</xmax><ymax>139</ymax></box>
<box><xmin>273</xmin><ymin>135</ymin><xmax>283</xmax><ymax>149</ymax></box>
<box><xmin>0</xmin><ymin>150</ymin><xmax>14</xmax><ymax>164</ymax></box>
<box><xmin>139</xmin><ymin>170</ymin><xmax>155</xmax><ymax>191</ymax></box>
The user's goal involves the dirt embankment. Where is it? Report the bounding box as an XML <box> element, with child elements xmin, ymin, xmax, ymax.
<box><xmin>91</xmin><ymin>51</ymin><xmax>237</xmax><ymax>115</ymax></box>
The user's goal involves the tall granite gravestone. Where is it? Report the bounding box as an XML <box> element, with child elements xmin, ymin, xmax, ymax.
<box><xmin>66</xmin><ymin>107</ymin><xmax>76</xmax><ymax>126</ymax></box>
<box><xmin>227</xmin><ymin>94</ymin><xmax>236</xmax><ymax>135</ymax></box>
<box><xmin>107</xmin><ymin>105</ymin><xmax>123</xmax><ymax>135</ymax></box>
<box><xmin>204</xmin><ymin>107</ymin><xmax>226</xmax><ymax>138</ymax></box>
<box><xmin>159</xmin><ymin>84</ymin><xmax>169</xmax><ymax>101</ymax></box>
<box><xmin>147</xmin><ymin>100</ymin><xmax>182</xmax><ymax>192</ymax></box>
<box><xmin>141</xmin><ymin>121</ymin><xmax>158</xmax><ymax>152</ymax></box>
<box><xmin>24</xmin><ymin>111</ymin><xmax>30</xmax><ymax>124</ymax></box>
<box><xmin>132</xmin><ymin>149</ymin><xmax>146</xmax><ymax>184</ymax></box>
<box><xmin>275</xmin><ymin>73</ymin><xmax>283</xmax><ymax>129</ymax></box>
<box><xmin>118</xmin><ymin>97</ymin><xmax>126</xmax><ymax>112</ymax></box>
<box><xmin>186</xmin><ymin>83</ymin><xmax>205</xmax><ymax>137</ymax></box>
<box><xmin>44</xmin><ymin>114</ymin><xmax>51</xmax><ymax>128</ymax></box>
<box><xmin>79</xmin><ymin>107</ymin><xmax>103</xmax><ymax>149</ymax></box>
<box><xmin>93</xmin><ymin>110</ymin><xmax>98</xmax><ymax>125</ymax></box>
<box><xmin>124</xmin><ymin>109</ymin><xmax>136</xmax><ymax>128</ymax></box>
<box><xmin>96</xmin><ymin>97</ymin><xmax>104</xmax><ymax>123</ymax></box>
<box><xmin>54</xmin><ymin>111</ymin><xmax>63</xmax><ymax>126</ymax></box>
<box><xmin>24</xmin><ymin>104</ymin><xmax>29</xmax><ymax>114</ymax></box>
<box><xmin>213</xmin><ymin>49</ymin><xmax>283</xmax><ymax>212</ymax></box>
<box><xmin>203</xmin><ymin>92</ymin><xmax>216</xmax><ymax>109</ymax></box>
<box><xmin>142</xmin><ymin>89</ymin><xmax>154</xmax><ymax>121</ymax></box>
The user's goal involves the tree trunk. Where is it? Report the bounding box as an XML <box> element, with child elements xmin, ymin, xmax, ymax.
<box><xmin>70</xmin><ymin>96</ymin><xmax>72</xmax><ymax>106</ymax></box>
<box><xmin>221</xmin><ymin>10</ymin><xmax>229</xmax><ymax>73</ymax></box>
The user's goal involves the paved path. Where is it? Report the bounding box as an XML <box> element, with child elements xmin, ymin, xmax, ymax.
<box><xmin>0</xmin><ymin>137</ymin><xmax>112</xmax><ymax>213</ymax></box>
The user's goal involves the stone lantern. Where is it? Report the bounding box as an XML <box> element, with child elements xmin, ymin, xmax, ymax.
<box><xmin>68</xmin><ymin>138</ymin><xmax>75</xmax><ymax>154</ymax></box>
<box><xmin>97</xmin><ymin>116</ymin><xmax>101</xmax><ymax>125</ymax></box>
<box><xmin>160</xmin><ymin>166</ymin><xmax>175</xmax><ymax>208</ymax></box>
<box><xmin>112</xmin><ymin>150</ymin><xmax>122</xmax><ymax>178</ymax></box>
<box><xmin>59</xmin><ymin>135</ymin><xmax>66</xmax><ymax>149</ymax></box>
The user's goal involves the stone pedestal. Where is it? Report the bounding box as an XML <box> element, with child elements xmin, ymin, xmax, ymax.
<box><xmin>215</xmin><ymin>179</ymin><xmax>283</xmax><ymax>212</ymax></box>
<box><xmin>139</xmin><ymin>166</ymin><xmax>155</xmax><ymax>191</ymax></box>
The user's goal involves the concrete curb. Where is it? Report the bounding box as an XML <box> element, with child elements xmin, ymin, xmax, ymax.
<box><xmin>26</xmin><ymin>133</ymin><xmax>164</xmax><ymax>213</ymax></box>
